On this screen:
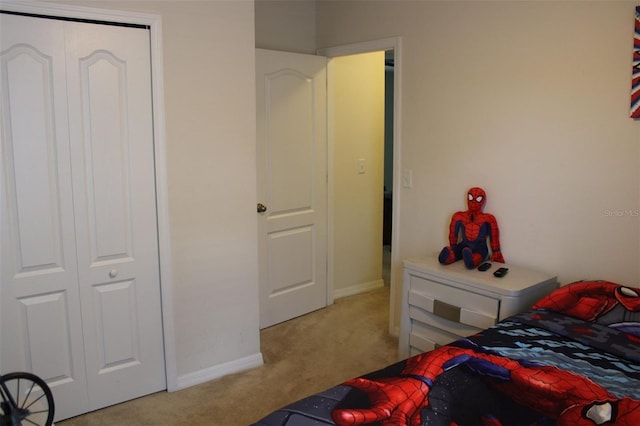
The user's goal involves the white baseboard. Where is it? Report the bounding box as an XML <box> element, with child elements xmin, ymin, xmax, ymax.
<box><xmin>173</xmin><ymin>352</ymin><xmax>264</xmax><ymax>391</ymax></box>
<box><xmin>333</xmin><ymin>279</ymin><xmax>384</xmax><ymax>300</ymax></box>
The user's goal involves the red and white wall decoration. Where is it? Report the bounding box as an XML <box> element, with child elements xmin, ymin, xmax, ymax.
<box><xmin>631</xmin><ymin>6</ymin><xmax>640</xmax><ymax>118</ymax></box>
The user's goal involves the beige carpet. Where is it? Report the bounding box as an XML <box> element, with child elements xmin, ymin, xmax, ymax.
<box><xmin>58</xmin><ymin>286</ymin><xmax>398</xmax><ymax>425</ymax></box>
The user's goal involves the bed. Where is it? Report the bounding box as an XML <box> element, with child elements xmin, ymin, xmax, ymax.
<box><xmin>253</xmin><ymin>280</ymin><xmax>640</xmax><ymax>425</ymax></box>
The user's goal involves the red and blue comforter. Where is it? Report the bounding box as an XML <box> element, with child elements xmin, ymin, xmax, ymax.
<box><xmin>253</xmin><ymin>280</ymin><xmax>640</xmax><ymax>425</ymax></box>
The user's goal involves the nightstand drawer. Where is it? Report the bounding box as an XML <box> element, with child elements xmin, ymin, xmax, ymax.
<box><xmin>408</xmin><ymin>304</ymin><xmax>483</xmax><ymax>337</ymax></box>
<box><xmin>408</xmin><ymin>276</ymin><xmax>499</xmax><ymax>329</ymax></box>
<box><xmin>409</xmin><ymin>320</ymin><xmax>460</xmax><ymax>354</ymax></box>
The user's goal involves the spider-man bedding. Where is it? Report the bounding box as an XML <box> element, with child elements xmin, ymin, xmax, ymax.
<box><xmin>253</xmin><ymin>280</ymin><xmax>640</xmax><ymax>425</ymax></box>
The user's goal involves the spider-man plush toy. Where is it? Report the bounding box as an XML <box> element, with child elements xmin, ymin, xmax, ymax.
<box><xmin>438</xmin><ymin>187</ymin><xmax>505</xmax><ymax>269</ymax></box>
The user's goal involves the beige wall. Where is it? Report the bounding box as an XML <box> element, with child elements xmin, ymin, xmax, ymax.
<box><xmin>255</xmin><ymin>0</ymin><xmax>316</xmax><ymax>54</ymax></box>
<box><xmin>50</xmin><ymin>0</ymin><xmax>261</xmax><ymax>384</ymax></box>
<box><xmin>330</xmin><ymin>52</ymin><xmax>386</xmax><ymax>296</ymax></box>
<box><xmin>317</xmin><ymin>1</ymin><xmax>640</xmax><ymax>325</ymax></box>
<box><xmin>40</xmin><ymin>0</ymin><xmax>640</xmax><ymax>390</ymax></box>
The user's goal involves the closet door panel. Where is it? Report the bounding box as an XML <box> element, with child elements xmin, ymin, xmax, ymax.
<box><xmin>4</xmin><ymin>45</ymin><xmax>66</xmax><ymax>275</ymax></box>
<box><xmin>18</xmin><ymin>292</ymin><xmax>74</xmax><ymax>380</ymax></box>
<box><xmin>81</xmin><ymin>51</ymin><xmax>132</xmax><ymax>261</ymax></box>
<box><xmin>92</xmin><ymin>279</ymin><xmax>140</xmax><ymax>370</ymax></box>
<box><xmin>65</xmin><ymin>20</ymin><xmax>166</xmax><ymax>409</ymax></box>
<box><xmin>0</xmin><ymin>13</ymin><xmax>90</xmax><ymax>420</ymax></box>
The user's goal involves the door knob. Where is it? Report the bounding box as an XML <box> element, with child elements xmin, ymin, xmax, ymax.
<box><xmin>257</xmin><ymin>203</ymin><xmax>267</xmax><ymax>213</ymax></box>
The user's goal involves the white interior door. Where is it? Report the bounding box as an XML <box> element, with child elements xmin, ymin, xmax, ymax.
<box><xmin>256</xmin><ymin>49</ymin><xmax>328</xmax><ymax>329</ymax></box>
<box><xmin>1</xmin><ymin>13</ymin><xmax>165</xmax><ymax>420</ymax></box>
<box><xmin>65</xmin><ymin>18</ymin><xmax>166</xmax><ymax>411</ymax></box>
<box><xmin>0</xmin><ymin>14</ymin><xmax>90</xmax><ymax>418</ymax></box>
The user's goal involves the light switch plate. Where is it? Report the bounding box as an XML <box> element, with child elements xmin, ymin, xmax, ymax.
<box><xmin>357</xmin><ymin>158</ymin><xmax>366</xmax><ymax>174</ymax></box>
<box><xmin>402</xmin><ymin>169</ymin><xmax>413</xmax><ymax>188</ymax></box>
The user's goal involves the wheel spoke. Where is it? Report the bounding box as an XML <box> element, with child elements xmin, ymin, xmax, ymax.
<box><xmin>15</xmin><ymin>380</ymin><xmax>22</xmax><ymax>408</ymax></box>
<box><xmin>22</xmin><ymin>392</ymin><xmax>46</xmax><ymax>411</ymax></box>
<box><xmin>20</xmin><ymin>379</ymin><xmax>37</xmax><ymax>409</ymax></box>
<box><xmin>23</xmin><ymin>417</ymin><xmax>43</xmax><ymax>426</ymax></box>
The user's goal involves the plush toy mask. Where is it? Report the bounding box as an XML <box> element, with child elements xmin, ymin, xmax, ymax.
<box><xmin>467</xmin><ymin>187</ymin><xmax>486</xmax><ymax>215</ymax></box>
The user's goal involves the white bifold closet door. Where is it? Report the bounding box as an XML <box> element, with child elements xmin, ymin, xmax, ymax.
<box><xmin>1</xmin><ymin>12</ymin><xmax>166</xmax><ymax>421</ymax></box>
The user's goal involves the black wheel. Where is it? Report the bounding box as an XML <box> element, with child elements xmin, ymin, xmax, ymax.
<box><xmin>0</xmin><ymin>372</ymin><xmax>54</xmax><ymax>426</ymax></box>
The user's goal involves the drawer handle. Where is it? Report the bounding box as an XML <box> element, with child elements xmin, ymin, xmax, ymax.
<box><xmin>433</xmin><ymin>299</ymin><xmax>461</xmax><ymax>323</ymax></box>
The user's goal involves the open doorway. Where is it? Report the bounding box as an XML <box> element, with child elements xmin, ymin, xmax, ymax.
<box><xmin>328</xmin><ymin>51</ymin><xmax>386</xmax><ymax>300</ymax></box>
<box><xmin>319</xmin><ymin>38</ymin><xmax>401</xmax><ymax>336</ymax></box>
<box><xmin>383</xmin><ymin>50</ymin><xmax>394</xmax><ymax>288</ymax></box>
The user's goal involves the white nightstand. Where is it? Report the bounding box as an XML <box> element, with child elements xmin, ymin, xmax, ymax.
<box><xmin>399</xmin><ymin>256</ymin><xmax>558</xmax><ymax>358</ymax></box>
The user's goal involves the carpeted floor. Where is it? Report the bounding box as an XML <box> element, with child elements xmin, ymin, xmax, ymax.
<box><xmin>58</xmin><ymin>286</ymin><xmax>398</xmax><ymax>425</ymax></box>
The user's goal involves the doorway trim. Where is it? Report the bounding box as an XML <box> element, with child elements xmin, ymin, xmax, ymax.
<box><xmin>317</xmin><ymin>37</ymin><xmax>402</xmax><ymax>336</ymax></box>
<box><xmin>1</xmin><ymin>0</ymin><xmax>178</xmax><ymax>391</ymax></box>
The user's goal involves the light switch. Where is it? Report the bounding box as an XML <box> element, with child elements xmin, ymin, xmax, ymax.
<box><xmin>402</xmin><ymin>169</ymin><xmax>413</xmax><ymax>188</ymax></box>
<box><xmin>357</xmin><ymin>158</ymin><xmax>366</xmax><ymax>174</ymax></box>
